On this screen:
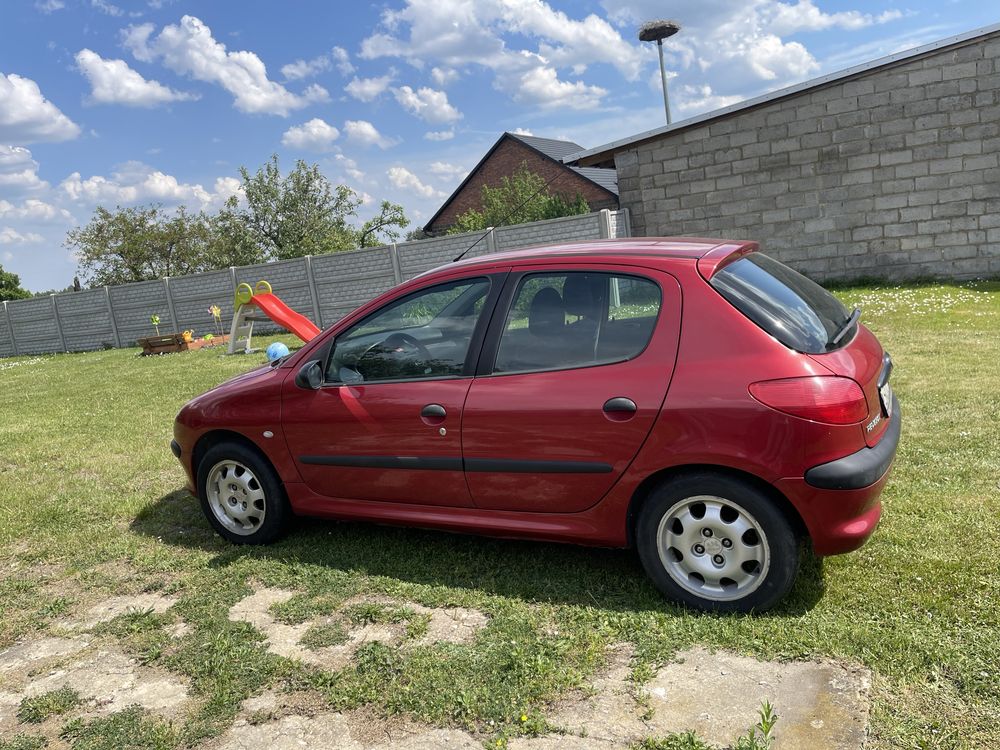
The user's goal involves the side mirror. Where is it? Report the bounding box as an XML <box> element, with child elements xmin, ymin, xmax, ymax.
<box><xmin>295</xmin><ymin>360</ymin><xmax>324</xmax><ymax>390</ymax></box>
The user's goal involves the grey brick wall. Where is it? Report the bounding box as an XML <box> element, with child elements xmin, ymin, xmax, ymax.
<box><xmin>0</xmin><ymin>209</ymin><xmax>630</xmax><ymax>358</ymax></box>
<box><xmin>614</xmin><ymin>31</ymin><xmax>1000</xmax><ymax>281</ymax></box>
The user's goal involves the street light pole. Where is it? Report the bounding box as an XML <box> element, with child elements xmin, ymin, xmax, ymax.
<box><xmin>639</xmin><ymin>20</ymin><xmax>681</xmax><ymax>125</ymax></box>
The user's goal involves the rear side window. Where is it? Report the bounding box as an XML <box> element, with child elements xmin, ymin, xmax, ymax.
<box><xmin>710</xmin><ymin>254</ymin><xmax>854</xmax><ymax>353</ymax></box>
<box><xmin>493</xmin><ymin>272</ymin><xmax>661</xmax><ymax>374</ymax></box>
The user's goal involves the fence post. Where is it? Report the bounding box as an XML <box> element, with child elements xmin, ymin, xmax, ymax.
<box><xmin>389</xmin><ymin>242</ymin><xmax>403</xmax><ymax>284</ymax></box>
<box><xmin>485</xmin><ymin>227</ymin><xmax>497</xmax><ymax>255</ymax></box>
<box><xmin>50</xmin><ymin>295</ymin><xmax>67</xmax><ymax>352</ymax></box>
<box><xmin>598</xmin><ymin>209</ymin><xmax>612</xmax><ymax>239</ymax></box>
<box><xmin>2</xmin><ymin>300</ymin><xmax>18</xmax><ymax>356</ymax></box>
<box><xmin>104</xmin><ymin>286</ymin><xmax>122</xmax><ymax>348</ymax></box>
<box><xmin>163</xmin><ymin>277</ymin><xmax>179</xmax><ymax>333</ymax></box>
<box><xmin>304</xmin><ymin>255</ymin><xmax>323</xmax><ymax>328</ymax></box>
<box><xmin>622</xmin><ymin>208</ymin><xmax>633</xmax><ymax>238</ymax></box>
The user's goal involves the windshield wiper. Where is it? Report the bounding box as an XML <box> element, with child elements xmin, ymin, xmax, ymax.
<box><xmin>831</xmin><ymin>307</ymin><xmax>861</xmax><ymax>346</ymax></box>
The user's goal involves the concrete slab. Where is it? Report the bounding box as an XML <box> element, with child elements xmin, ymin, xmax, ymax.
<box><xmin>0</xmin><ymin>636</ymin><xmax>90</xmax><ymax>674</ymax></box>
<box><xmin>56</xmin><ymin>593</ymin><xmax>177</xmax><ymax>631</ymax></box>
<box><xmin>643</xmin><ymin>647</ymin><xmax>871</xmax><ymax>749</ymax></box>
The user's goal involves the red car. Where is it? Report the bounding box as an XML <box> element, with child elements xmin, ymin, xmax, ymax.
<box><xmin>172</xmin><ymin>238</ymin><xmax>899</xmax><ymax>612</ymax></box>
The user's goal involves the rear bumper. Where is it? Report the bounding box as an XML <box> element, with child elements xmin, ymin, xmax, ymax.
<box><xmin>804</xmin><ymin>394</ymin><xmax>901</xmax><ymax>490</ymax></box>
<box><xmin>778</xmin><ymin>397</ymin><xmax>900</xmax><ymax>556</ymax></box>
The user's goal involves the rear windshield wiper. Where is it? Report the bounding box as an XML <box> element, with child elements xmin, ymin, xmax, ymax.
<box><xmin>831</xmin><ymin>307</ymin><xmax>861</xmax><ymax>346</ymax></box>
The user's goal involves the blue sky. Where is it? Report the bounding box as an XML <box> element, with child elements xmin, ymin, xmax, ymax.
<box><xmin>0</xmin><ymin>0</ymin><xmax>996</xmax><ymax>291</ymax></box>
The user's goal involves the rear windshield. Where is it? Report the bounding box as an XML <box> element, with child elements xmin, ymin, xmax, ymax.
<box><xmin>710</xmin><ymin>253</ymin><xmax>855</xmax><ymax>353</ymax></box>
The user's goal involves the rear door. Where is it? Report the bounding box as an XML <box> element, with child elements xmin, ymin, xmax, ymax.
<box><xmin>461</xmin><ymin>266</ymin><xmax>682</xmax><ymax>513</ymax></box>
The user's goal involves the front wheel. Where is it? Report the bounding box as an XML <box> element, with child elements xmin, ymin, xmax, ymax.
<box><xmin>636</xmin><ymin>474</ymin><xmax>799</xmax><ymax>613</ymax></box>
<box><xmin>197</xmin><ymin>442</ymin><xmax>290</xmax><ymax>545</ymax></box>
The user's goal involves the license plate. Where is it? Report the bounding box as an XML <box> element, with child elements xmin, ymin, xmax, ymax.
<box><xmin>879</xmin><ymin>382</ymin><xmax>893</xmax><ymax>418</ymax></box>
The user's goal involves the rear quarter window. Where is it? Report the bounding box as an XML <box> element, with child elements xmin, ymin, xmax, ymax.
<box><xmin>709</xmin><ymin>253</ymin><xmax>854</xmax><ymax>354</ymax></box>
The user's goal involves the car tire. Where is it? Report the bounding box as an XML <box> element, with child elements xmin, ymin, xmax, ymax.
<box><xmin>197</xmin><ymin>441</ymin><xmax>290</xmax><ymax>545</ymax></box>
<box><xmin>635</xmin><ymin>473</ymin><xmax>799</xmax><ymax>613</ymax></box>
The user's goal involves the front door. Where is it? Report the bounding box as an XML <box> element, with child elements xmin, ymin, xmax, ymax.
<box><xmin>462</xmin><ymin>268</ymin><xmax>681</xmax><ymax>512</ymax></box>
<box><xmin>282</xmin><ymin>275</ymin><xmax>501</xmax><ymax>506</ymax></box>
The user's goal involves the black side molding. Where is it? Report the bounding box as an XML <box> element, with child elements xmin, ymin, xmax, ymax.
<box><xmin>465</xmin><ymin>458</ymin><xmax>613</xmax><ymax>474</ymax></box>
<box><xmin>804</xmin><ymin>394</ymin><xmax>901</xmax><ymax>490</ymax></box>
<box><xmin>298</xmin><ymin>455</ymin><xmax>613</xmax><ymax>474</ymax></box>
<box><xmin>300</xmin><ymin>455</ymin><xmax>463</xmax><ymax>471</ymax></box>
<box><xmin>170</xmin><ymin>439</ymin><xmax>182</xmax><ymax>459</ymax></box>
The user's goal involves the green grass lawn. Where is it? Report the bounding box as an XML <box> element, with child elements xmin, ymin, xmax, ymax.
<box><xmin>1</xmin><ymin>281</ymin><xmax>998</xmax><ymax>749</ymax></box>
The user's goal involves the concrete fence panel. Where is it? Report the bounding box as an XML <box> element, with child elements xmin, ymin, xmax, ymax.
<box><xmin>0</xmin><ymin>304</ymin><xmax>15</xmax><ymax>358</ymax></box>
<box><xmin>55</xmin><ymin>288</ymin><xmax>115</xmax><ymax>352</ymax></box>
<box><xmin>396</xmin><ymin>230</ymin><xmax>494</xmax><ymax>279</ymax></box>
<box><xmin>168</xmin><ymin>269</ymin><xmax>235</xmax><ymax>337</ymax></box>
<box><xmin>7</xmin><ymin>296</ymin><xmax>64</xmax><ymax>354</ymax></box>
<box><xmin>311</xmin><ymin>245</ymin><xmax>397</xmax><ymax>328</ymax></box>
<box><xmin>496</xmin><ymin>212</ymin><xmax>604</xmax><ymax>250</ymax></box>
<box><xmin>109</xmin><ymin>279</ymin><xmax>173</xmax><ymax>347</ymax></box>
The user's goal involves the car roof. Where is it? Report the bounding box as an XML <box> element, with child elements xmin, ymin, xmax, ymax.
<box><xmin>433</xmin><ymin>237</ymin><xmax>756</xmax><ymax>276</ymax></box>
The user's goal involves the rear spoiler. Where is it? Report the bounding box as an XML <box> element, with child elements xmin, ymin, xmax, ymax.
<box><xmin>697</xmin><ymin>241</ymin><xmax>759</xmax><ymax>281</ymax></box>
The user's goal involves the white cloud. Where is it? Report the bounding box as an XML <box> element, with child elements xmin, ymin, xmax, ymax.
<box><xmin>332</xmin><ymin>46</ymin><xmax>355</xmax><ymax>75</ymax></box>
<box><xmin>358</xmin><ymin>0</ymin><xmax>646</xmax><ymax>110</ymax></box>
<box><xmin>431</xmin><ymin>66</ymin><xmax>459</xmax><ymax>87</ymax></box>
<box><xmin>281</xmin><ymin>118</ymin><xmax>340</xmax><ymax>151</ymax></box>
<box><xmin>673</xmin><ymin>84</ymin><xmax>745</xmax><ymax>116</ymax></box>
<box><xmin>0</xmin><ymin>146</ymin><xmax>49</xmax><ymax>193</ymax></box>
<box><xmin>345</xmin><ymin>73</ymin><xmax>394</xmax><ymax>102</ymax></box>
<box><xmin>427</xmin><ymin>161</ymin><xmax>466</xmax><ymax>179</ymax></box>
<box><xmin>424</xmin><ymin>129</ymin><xmax>454</xmax><ymax>141</ymax></box>
<box><xmin>76</xmin><ymin>49</ymin><xmax>197</xmax><ymax>107</ymax></box>
<box><xmin>0</xmin><ymin>227</ymin><xmax>44</xmax><ymax>245</ymax></box>
<box><xmin>0</xmin><ymin>199</ymin><xmax>73</xmax><ymax>224</ymax></box>
<box><xmin>510</xmin><ymin>127</ymin><xmax>533</xmax><ymax>136</ymax></box>
<box><xmin>34</xmin><ymin>0</ymin><xmax>64</xmax><ymax>12</ymax></box>
<box><xmin>343</xmin><ymin>120</ymin><xmax>397</xmax><ymax>149</ymax></box>
<box><xmin>514</xmin><ymin>65</ymin><xmax>606</xmax><ymax>110</ymax></box>
<box><xmin>281</xmin><ymin>55</ymin><xmax>331</xmax><ymax>81</ymax></box>
<box><xmin>122</xmin><ymin>15</ymin><xmax>324</xmax><ymax>116</ymax></box>
<box><xmin>0</xmin><ymin>73</ymin><xmax>80</xmax><ymax>143</ymax></box>
<box><xmin>387</xmin><ymin>166</ymin><xmax>444</xmax><ymax>199</ymax></box>
<box><xmin>392</xmin><ymin>85</ymin><xmax>462</xmax><ymax>123</ymax></box>
<box><xmin>766</xmin><ymin>1</ymin><xmax>902</xmax><ymax>36</ymax></box>
<box><xmin>59</xmin><ymin>162</ymin><xmax>240</xmax><ymax>209</ymax></box>
<box><xmin>91</xmin><ymin>0</ymin><xmax>123</xmax><ymax>16</ymax></box>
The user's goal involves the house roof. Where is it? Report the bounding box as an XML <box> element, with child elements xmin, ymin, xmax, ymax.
<box><xmin>423</xmin><ymin>132</ymin><xmax>618</xmax><ymax>231</ymax></box>
<box><xmin>565</xmin><ymin>21</ymin><xmax>1000</xmax><ymax>168</ymax></box>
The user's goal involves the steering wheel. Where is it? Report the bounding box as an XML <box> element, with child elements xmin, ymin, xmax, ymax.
<box><xmin>356</xmin><ymin>332</ymin><xmax>433</xmax><ymax>378</ymax></box>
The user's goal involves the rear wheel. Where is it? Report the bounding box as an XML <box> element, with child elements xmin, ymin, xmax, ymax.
<box><xmin>197</xmin><ymin>442</ymin><xmax>289</xmax><ymax>545</ymax></box>
<box><xmin>636</xmin><ymin>473</ymin><xmax>799</xmax><ymax>613</ymax></box>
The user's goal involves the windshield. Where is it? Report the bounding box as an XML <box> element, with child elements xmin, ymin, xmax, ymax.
<box><xmin>710</xmin><ymin>253</ymin><xmax>855</xmax><ymax>353</ymax></box>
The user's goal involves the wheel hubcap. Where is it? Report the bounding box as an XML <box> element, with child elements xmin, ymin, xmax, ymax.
<box><xmin>655</xmin><ymin>495</ymin><xmax>770</xmax><ymax>602</ymax></box>
<box><xmin>206</xmin><ymin>460</ymin><xmax>266</xmax><ymax>536</ymax></box>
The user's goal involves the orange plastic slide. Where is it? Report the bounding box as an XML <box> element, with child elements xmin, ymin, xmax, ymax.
<box><xmin>248</xmin><ymin>292</ymin><xmax>321</xmax><ymax>342</ymax></box>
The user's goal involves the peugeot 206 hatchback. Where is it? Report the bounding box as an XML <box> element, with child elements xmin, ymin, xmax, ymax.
<box><xmin>172</xmin><ymin>238</ymin><xmax>900</xmax><ymax>612</ymax></box>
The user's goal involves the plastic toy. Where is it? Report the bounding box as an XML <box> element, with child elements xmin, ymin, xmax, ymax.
<box><xmin>266</xmin><ymin>342</ymin><xmax>290</xmax><ymax>362</ymax></box>
<box><xmin>228</xmin><ymin>280</ymin><xmax>321</xmax><ymax>355</ymax></box>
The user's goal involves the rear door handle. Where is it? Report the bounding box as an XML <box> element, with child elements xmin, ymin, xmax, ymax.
<box><xmin>603</xmin><ymin>397</ymin><xmax>637</xmax><ymax>414</ymax></box>
<box><xmin>421</xmin><ymin>403</ymin><xmax>447</xmax><ymax>419</ymax></box>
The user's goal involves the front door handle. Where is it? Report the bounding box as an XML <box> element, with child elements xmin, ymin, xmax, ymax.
<box><xmin>421</xmin><ymin>403</ymin><xmax>447</xmax><ymax>421</ymax></box>
<box><xmin>603</xmin><ymin>397</ymin><xmax>637</xmax><ymax>414</ymax></box>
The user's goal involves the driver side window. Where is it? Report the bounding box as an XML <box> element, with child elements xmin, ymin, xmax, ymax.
<box><xmin>326</xmin><ymin>278</ymin><xmax>491</xmax><ymax>384</ymax></box>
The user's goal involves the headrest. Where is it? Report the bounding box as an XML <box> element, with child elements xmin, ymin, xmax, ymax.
<box><xmin>528</xmin><ymin>286</ymin><xmax>564</xmax><ymax>338</ymax></box>
<box><xmin>563</xmin><ymin>274</ymin><xmax>605</xmax><ymax>317</ymax></box>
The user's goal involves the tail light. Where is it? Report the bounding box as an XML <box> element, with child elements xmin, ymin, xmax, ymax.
<box><xmin>749</xmin><ymin>376</ymin><xmax>868</xmax><ymax>425</ymax></box>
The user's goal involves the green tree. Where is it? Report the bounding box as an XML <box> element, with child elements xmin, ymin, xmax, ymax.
<box><xmin>0</xmin><ymin>264</ymin><xmax>31</xmax><ymax>301</ymax></box>
<box><xmin>233</xmin><ymin>155</ymin><xmax>409</xmax><ymax>257</ymax></box>
<box><xmin>66</xmin><ymin>204</ymin><xmax>215</xmax><ymax>286</ymax></box>
<box><xmin>449</xmin><ymin>164</ymin><xmax>590</xmax><ymax>234</ymax></box>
